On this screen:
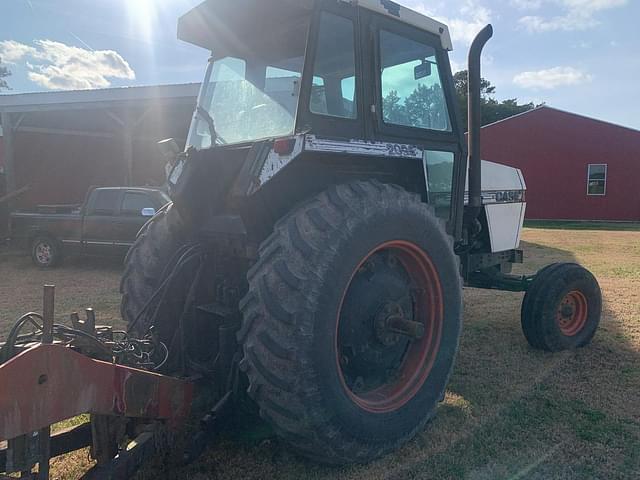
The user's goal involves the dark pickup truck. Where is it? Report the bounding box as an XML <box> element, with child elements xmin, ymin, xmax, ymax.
<box><xmin>10</xmin><ymin>187</ymin><xmax>170</xmax><ymax>267</ymax></box>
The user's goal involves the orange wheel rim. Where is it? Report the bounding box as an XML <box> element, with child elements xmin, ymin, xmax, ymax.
<box><xmin>557</xmin><ymin>290</ymin><xmax>588</xmax><ymax>337</ymax></box>
<box><xmin>335</xmin><ymin>240</ymin><xmax>444</xmax><ymax>414</ymax></box>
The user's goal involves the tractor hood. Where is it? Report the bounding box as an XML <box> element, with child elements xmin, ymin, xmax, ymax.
<box><xmin>465</xmin><ymin>160</ymin><xmax>527</xmax><ymax>253</ymax></box>
<box><xmin>178</xmin><ymin>0</ymin><xmax>313</xmax><ymax>56</ymax></box>
<box><xmin>465</xmin><ymin>160</ymin><xmax>527</xmax><ymax>203</ymax></box>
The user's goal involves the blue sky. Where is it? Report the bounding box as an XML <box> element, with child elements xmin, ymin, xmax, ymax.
<box><xmin>1</xmin><ymin>0</ymin><xmax>638</xmax><ymax>129</ymax></box>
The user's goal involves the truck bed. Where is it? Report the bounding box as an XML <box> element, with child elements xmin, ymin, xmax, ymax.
<box><xmin>32</xmin><ymin>204</ymin><xmax>82</xmax><ymax>215</ymax></box>
<box><xmin>10</xmin><ymin>211</ymin><xmax>82</xmax><ymax>248</ymax></box>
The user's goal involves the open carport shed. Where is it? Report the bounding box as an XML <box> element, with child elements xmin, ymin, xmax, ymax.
<box><xmin>0</xmin><ymin>83</ymin><xmax>199</xmax><ymax>216</ymax></box>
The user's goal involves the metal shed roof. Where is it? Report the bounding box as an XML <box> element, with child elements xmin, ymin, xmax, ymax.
<box><xmin>0</xmin><ymin>83</ymin><xmax>201</xmax><ymax>114</ymax></box>
<box><xmin>0</xmin><ymin>83</ymin><xmax>200</xmax><ymax>195</ymax></box>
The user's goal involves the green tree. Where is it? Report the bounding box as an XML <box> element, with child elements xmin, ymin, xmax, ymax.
<box><xmin>453</xmin><ymin>70</ymin><xmax>538</xmax><ymax>130</ymax></box>
<box><xmin>404</xmin><ymin>84</ymin><xmax>449</xmax><ymax>130</ymax></box>
<box><xmin>382</xmin><ymin>85</ymin><xmax>449</xmax><ymax>130</ymax></box>
<box><xmin>382</xmin><ymin>90</ymin><xmax>407</xmax><ymax>125</ymax></box>
<box><xmin>381</xmin><ymin>71</ymin><xmax>538</xmax><ymax>133</ymax></box>
<box><xmin>453</xmin><ymin>69</ymin><xmax>496</xmax><ymax>101</ymax></box>
<box><xmin>0</xmin><ymin>57</ymin><xmax>11</xmax><ymax>91</ymax></box>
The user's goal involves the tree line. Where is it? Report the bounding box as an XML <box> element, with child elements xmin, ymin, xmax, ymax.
<box><xmin>383</xmin><ymin>70</ymin><xmax>541</xmax><ymax>132</ymax></box>
<box><xmin>0</xmin><ymin>57</ymin><xmax>10</xmax><ymax>91</ymax></box>
<box><xmin>453</xmin><ymin>70</ymin><xmax>541</xmax><ymax>129</ymax></box>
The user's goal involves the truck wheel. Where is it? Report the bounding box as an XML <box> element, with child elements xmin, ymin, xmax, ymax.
<box><xmin>239</xmin><ymin>181</ymin><xmax>462</xmax><ymax>464</ymax></box>
<box><xmin>521</xmin><ymin>263</ymin><xmax>601</xmax><ymax>351</ymax></box>
<box><xmin>31</xmin><ymin>236</ymin><xmax>62</xmax><ymax>268</ymax></box>
<box><xmin>120</xmin><ymin>203</ymin><xmax>185</xmax><ymax>336</ymax></box>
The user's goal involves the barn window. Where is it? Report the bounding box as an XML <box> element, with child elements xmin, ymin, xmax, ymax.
<box><xmin>587</xmin><ymin>164</ymin><xmax>607</xmax><ymax>196</ymax></box>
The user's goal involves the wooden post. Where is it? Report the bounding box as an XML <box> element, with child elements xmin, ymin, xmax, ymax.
<box><xmin>124</xmin><ymin>130</ymin><xmax>134</xmax><ymax>187</ymax></box>
<box><xmin>107</xmin><ymin>111</ymin><xmax>134</xmax><ymax>186</ymax></box>
<box><xmin>38</xmin><ymin>285</ymin><xmax>55</xmax><ymax>479</ymax></box>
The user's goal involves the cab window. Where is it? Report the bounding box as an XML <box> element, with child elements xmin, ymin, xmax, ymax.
<box><xmin>379</xmin><ymin>29</ymin><xmax>451</xmax><ymax>132</ymax></box>
<box><xmin>310</xmin><ymin>12</ymin><xmax>357</xmax><ymax>119</ymax></box>
<box><xmin>424</xmin><ymin>151</ymin><xmax>455</xmax><ymax>219</ymax></box>
<box><xmin>88</xmin><ymin>190</ymin><xmax>120</xmax><ymax>216</ymax></box>
<box><xmin>121</xmin><ymin>192</ymin><xmax>155</xmax><ymax>217</ymax></box>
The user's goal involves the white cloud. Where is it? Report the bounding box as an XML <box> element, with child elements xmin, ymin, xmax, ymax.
<box><xmin>513</xmin><ymin>66</ymin><xmax>592</xmax><ymax>89</ymax></box>
<box><xmin>0</xmin><ymin>40</ymin><xmax>37</xmax><ymax>63</ymax></box>
<box><xmin>407</xmin><ymin>0</ymin><xmax>492</xmax><ymax>47</ymax></box>
<box><xmin>519</xmin><ymin>13</ymin><xmax>594</xmax><ymax>31</ymax></box>
<box><xmin>0</xmin><ymin>39</ymin><xmax>135</xmax><ymax>90</ymax></box>
<box><xmin>448</xmin><ymin>2</ymin><xmax>492</xmax><ymax>46</ymax></box>
<box><xmin>510</xmin><ymin>0</ymin><xmax>542</xmax><ymax>10</ymax></box>
<box><xmin>518</xmin><ymin>0</ymin><xmax>628</xmax><ymax>32</ymax></box>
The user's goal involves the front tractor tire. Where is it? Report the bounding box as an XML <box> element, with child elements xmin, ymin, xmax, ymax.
<box><xmin>521</xmin><ymin>263</ymin><xmax>602</xmax><ymax>352</ymax></box>
<box><xmin>239</xmin><ymin>181</ymin><xmax>462</xmax><ymax>464</ymax></box>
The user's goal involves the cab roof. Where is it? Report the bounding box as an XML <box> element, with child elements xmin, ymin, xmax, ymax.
<box><xmin>177</xmin><ymin>0</ymin><xmax>453</xmax><ymax>54</ymax></box>
<box><xmin>356</xmin><ymin>0</ymin><xmax>452</xmax><ymax>50</ymax></box>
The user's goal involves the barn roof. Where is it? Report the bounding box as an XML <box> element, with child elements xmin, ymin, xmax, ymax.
<box><xmin>0</xmin><ymin>83</ymin><xmax>200</xmax><ymax>114</ymax></box>
<box><xmin>481</xmin><ymin>105</ymin><xmax>640</xmax><ymax>135</ymax></box>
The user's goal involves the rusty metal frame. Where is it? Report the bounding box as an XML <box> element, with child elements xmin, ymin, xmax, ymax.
<box><xmin>0</xmin><ymin>286</ymin><xmax>194</xmax><ymax>478</ymax></box>
<box><xmin>0</xmin><ymin>344</ymin><xmax>193</xmax><ymax>441</ymax></box>
<box><xmin>0</xmin><ymin>424</ymin><xmax>92</xmax><ymax>474</ymax></box>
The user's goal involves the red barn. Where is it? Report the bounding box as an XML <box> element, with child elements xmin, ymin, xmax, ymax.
<box><xmin>479</xmin><ymin>106</ymin><xmax>640</xmax><ymax>222</ymax></box>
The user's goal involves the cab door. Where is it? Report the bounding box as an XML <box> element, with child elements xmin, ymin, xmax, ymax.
<box><xmin>82</xmin><ymin>189</ymin><xmax>122</xmax><ymax>254</ymax></box>
<box><xmin>296</xmin><ymin>0</ymin><xmax>364</xmax><ymax>140</ymax></box>
<box><xmin>360</xmin><ymin>10</ymin><xmax>466</xmax><ymax>233</ymax></box>
<box><xmin>113</xmin><ymin>191</ymin><xmax>158</xmax><ymax>253</ymax></box>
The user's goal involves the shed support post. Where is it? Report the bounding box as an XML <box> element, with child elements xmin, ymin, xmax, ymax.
<box><xmin>109</xmin><ymin>111</ymin><xmax>135</xmax><ymax>187</ymax></box>
<box><xmin>124</xmin><ymin>130</ymin><xmax>134</xmax><ymax>187</ymax></box>
<box><xmin>1</xmin><ymin>111</ymin><xmax>17</xmax><ymax>197</ymax></box>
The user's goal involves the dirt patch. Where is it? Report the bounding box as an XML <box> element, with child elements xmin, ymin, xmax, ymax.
<box><xmin>0</xmin><ymin>249</ymin><xmax>125</xmax><ymax>337</ymax></box>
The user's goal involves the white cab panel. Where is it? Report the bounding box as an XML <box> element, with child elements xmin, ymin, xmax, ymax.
<box><xmin>485</xmin><ymin>202</ymin><xmax>527</xmax><ymax>253</ymax></box>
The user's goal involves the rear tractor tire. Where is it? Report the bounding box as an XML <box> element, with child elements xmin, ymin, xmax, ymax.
<box><xmin>521</xmin><ymin>263</ymin><xmax>602</xmax><ymax>352</ymax></box>
<box><xmin>239</xmin><ymin>181</ymin><xmax>463</xmax><ymax>464</ymax></box>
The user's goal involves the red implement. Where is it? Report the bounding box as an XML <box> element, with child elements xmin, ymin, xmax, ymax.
<box><xmin>0</xmin><ymin>343</ymin><xmax>193</xmax><ymax>441</ymax></box>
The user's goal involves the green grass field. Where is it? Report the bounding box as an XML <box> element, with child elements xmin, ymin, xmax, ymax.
<box><xmin>524</xmin><ymin>220</ymin><xmax>640</xmax><ymax>232</ymax></box>
<box><xmin>1</xmin><ymin>227</ymin><xmax>638</xmax><ymax>479</ymax></box>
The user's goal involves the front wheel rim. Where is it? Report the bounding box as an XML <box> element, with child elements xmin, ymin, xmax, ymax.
<box><xmin>557</xmin><ymin>290</ymin><xmax>588</xmax><ymax>336</ymax></box>
<box><xmin>335</xmin><ymin>240</ymin><xmax>444</xmax><ymax>414</ymax></box>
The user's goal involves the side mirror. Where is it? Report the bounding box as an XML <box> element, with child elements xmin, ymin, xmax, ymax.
<box><xmin>157</xmin><ymin>138</ymin><xmax>181</xmax><ymax>159</ymax></box>
<box><xmin>141</xmin><ymin>208</ymin><xmax>156</xmax><ymax>217</ymax></box>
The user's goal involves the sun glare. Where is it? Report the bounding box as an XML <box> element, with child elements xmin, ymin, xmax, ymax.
<box><xmin>125</xmin><ymin>0</ymin><xmax>162</xmax><ymax>42</ymax></box>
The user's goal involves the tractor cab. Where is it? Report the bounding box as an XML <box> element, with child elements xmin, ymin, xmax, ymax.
<box><xmin>179</xmin><ymin>0</ymin><xmax>312</xmax><ymax>148</ymax></box>
<box><xmin>179</xmin><ymin>0</ymin><xmax>455</xmax><ymax>145</ymax></box>
<box><xmin>175</xmin><ymin>0</ymin><xmax>468</xmax><ymax>237</ymax></box>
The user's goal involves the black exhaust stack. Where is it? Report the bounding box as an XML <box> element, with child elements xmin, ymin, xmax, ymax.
<box><xmin>467</xmin><ymin>24</ymin><xmax>493</xmax><ymax>221</ymax></box>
